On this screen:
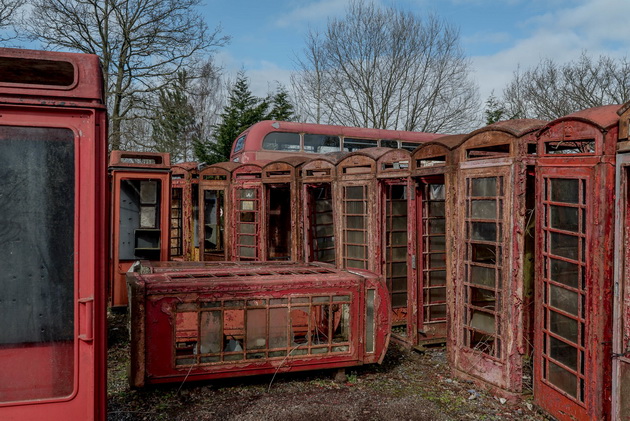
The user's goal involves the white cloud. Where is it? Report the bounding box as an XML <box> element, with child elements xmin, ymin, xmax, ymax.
<box><xmin>274</xmin><ymin>0</ymin><xmax>351</xmax><ymax>29</ymax></box>
<box><xmin>472</xmin><ymin>0</ymin><xmax>630</xmax><ymax>101</ymax></box>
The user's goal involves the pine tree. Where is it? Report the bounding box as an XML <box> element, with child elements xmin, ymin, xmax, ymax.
<box><xmin>151</xmin><ymin>72</ymin><xmax>200</xmax><ymax>162</ymax></box>
<box><xmin>194</xmin><ymin>71</ymin><xmax>270</xmax><ymax>164</ymax></box>
<box><xmin>269</xmin><ymin>85</ymin><xmax>295</xmax><ymax>121</ymax></box>
<box><xmin>484</xmin><ymin>92</ymin><xmax>506</xmax><ymax>125</ymax></box>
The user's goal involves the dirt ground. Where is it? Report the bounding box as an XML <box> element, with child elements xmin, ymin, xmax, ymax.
<box><xmin>107</xmin><ymin>312</ymin><xmax>549</xmax><ymax>421</ymax></box>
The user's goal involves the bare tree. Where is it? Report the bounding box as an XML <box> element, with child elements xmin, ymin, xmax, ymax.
<box><xmin>0</xmin><ymin>0</ymin><xmax>25</xmax><ymax>42</ymax></box>
<box><xmin>501</xmin><ymin>53</ymin><xmax>630</xmax><ymax>120</ymax></box>
<box><xmin>24</xmin><ymin>0</ymin><xmax>229</xmax><ymax>150</ymax></box>
<box><xmin>292</xmin><ymin>0</ymin><xmax>479</xmax><ymax>133</ymax></box>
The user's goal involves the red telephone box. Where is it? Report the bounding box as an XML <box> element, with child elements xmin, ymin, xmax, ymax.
<box><xmin>231</xmin><ymin>162</ymin><xmax>264</xmax><ymax>261</ymax></box>
<box><xmin>127</xmin><ymin>262</ymin><xmax>391</xmax><ymax>387</ymax></box>
<box><xmin>613</xmin><ymin>102</ymin><xmax>630</xmax><ymax>420</ymax></box>
<box><xmin>198</xmin><ymin>162</ymin><xmax>239</xmax><ymax>261</ymax></box>
<box><xmin>109</xmin><ymin>150</ymin><xmax>171</xmax><ymax>307</ymax></box>
<box><xmin>170</xmin><ymin>162</ymin><xmax>200</xmax><ymax>261</ymax></box>
<box><xmin>335</xmin><ymin>150</ymin><xmax>380</xmax><ymax>272</ymax></box>
<box><xmin>449</xmin><ymin>120</ymin><xmax>544</xmax><ymax>399</ymax></box>
<box><xmin>534</xmin><ymin>106</ymin><xmax>618</xmax><ymax>421</ymax></box>
<box><xmin>301</xmin><ymin>153</ymin><xmax>348</xmax><ymax>265</ymax></box>
<box><xmin>411</xmin><ymin>136</ymin><xmax>464</xmax><ymax>349</ymax></box>
<box><xmin>0</xmin><ymin>48</ymin><xmax>107</xmax><ymax>420</ymax></box>
<box><xmin>374</xmin><ymin>149</ymin><xmax>416</xmax><ymax>345</ymax></box>
<box><xmin>261</xmin><ymin>156</ymin><xmax>308</xmax><ymax>261</ymax></box>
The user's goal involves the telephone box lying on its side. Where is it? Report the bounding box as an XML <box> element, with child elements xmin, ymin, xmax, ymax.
<box><xmin>109</xmin><ymin>150</ymin><xmax>171</xmax><ymax>307</ymax></box>
<box><xmin>198</xmin><ymin>162</ymin><xmax>239</xmax><ymax>262</ymax></box>
<box><xmin>0</xmin><ymin>47</ymin><xmax>107</xmax><ymax>421</ymax></box>
<box><xmin>301</xmin><ymin>153</ymin><xmax>347</xmax><ymax>266</ymax></box>
<box><xmin>613</xmin><ymin>102</ymin><xmax>630</xmax><ymax>421</ymax></box>
<box><xmin>534</xmin><ymin>106</ymin><xmax>618</xmax><ymax>421</ymax></box>
<box><xmin>410</xmin><ymin>136</ymin><xmax>464</xmax><ymax>350</ymax></box>
<box><xmin>127</xmin><ymin>262</ymin><xmax>391</xmax><ymax>387</ymax></box>
<box><xmin>449</xmin><ymin>119</ymin><xmax>544</xmax><ymax>400</ymax></box>
<box><xmin>262</xmin><ymin>156</ymin><xmax>308</xmax><ymax>262</ymax></box>
<box><xmin>170</xmin><ymin>162</ymin><xmax>200</xmax><ymax>261</ymax></box>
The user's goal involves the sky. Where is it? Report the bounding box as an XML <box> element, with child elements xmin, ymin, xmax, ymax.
<box><xmin>203</xmin><ymin>0</ymin><xmax>630</xmax><ymax>105</ymax></box>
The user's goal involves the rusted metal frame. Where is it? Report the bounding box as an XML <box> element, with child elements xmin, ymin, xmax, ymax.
<box><xmin>612</xmin><ymin>149</ymin><xmax>630</xmax><ymax>420</ymax></box>
<box><xmin>232</xmin><ymin>183</ymin><xmax>262</xmax><ymax>261</ymax></box>
<box><xmin>304</xmin><ymin>183</ymin><xmax>336</xmax><ymax>264</ymax></box>
<box><xmin>341</xmin><ymin>183</ymin><xmax>371</xmax><ymax>270</ymax></box>
<box><xmin>198</xmin><ymin>165</ymin><xmax>234</xmax><ymax>261</ymax></box>
<box><xmin>109</xmin><ymin>169</ymin><xmax>171</xmax><ymax>307</ymax></box>
<box><xmin>172</xmin><ymin>294</ymin><xmax>354</xmax><ymax>367</ymax></box>
<box><xmin>170</xmin><ymin>165</ymin><xmax>200</xmax><ymax>261</ymax></box>
<box><xmin>538</xmin><ymin>175</ymin><xmax>588</xmax><ymax>403</ymax></box>
<box><xmin>127</xmin><ymin>262</ymin><xmax>391</xmax><ymax>387</ymax></box>
<box><xmin>170</xmin><ymin>186</ymin><xmax>184</xmax><ymax>257</ymax></box>
<box><xmin>419</xmin><ymin>180</ymin><xmax>448</xmax><ymax>331</ymax></box>
<box><xmin>461</xmin><ymin>174</ymin><xmax>505</xmax><ymax>360</ymax></box>
<box><xmin>411</xmin><ymin>141</ymin><xmax>456</xmax><ymax>349</ymax></box>
<box><xmin>379</xmin><ymin>178</ymin><xmax>416</xmax><ymax>345</ymax></box>
<box><xmin>451</xmin><ymin>157</ymin><xmax>529</xmax><ymax>398</ymax></box>
<box><xmin>533</xmin><ymin>121</ymin><xmax>616</xmax><ymax>420</ymax></box>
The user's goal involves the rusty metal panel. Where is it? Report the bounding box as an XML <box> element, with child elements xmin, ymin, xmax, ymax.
<box><xmin>533</xmin><ymin>107</ymin><xmax>616</xmax><ymax>421</ymax></box>
<box><xmin>0</xmin><ymin>47</ymin><xmax>104</xmax><ymax>106</ymax></box>
<box><xmin>375</xmin><ymin>149</ymin><xmax>411</xmax><ymax>179</ymax></box>
<box><xmin>127</xmin><ymin>262</ymin><xmax>390</xmax><ymax>387</ymax></box>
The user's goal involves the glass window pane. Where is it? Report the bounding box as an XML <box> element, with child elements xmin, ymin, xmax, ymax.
<box><xmin>548</xmin><ymin>361</ymin><xmax>577</xmax><ymax>398</ymax></box>
<box><xmin>343</xmin><ymin>137</ymin><xmax>378</xmax><ymax>151</ymax></box>
<box><xmin>345</xmin><ymin>186</ymin><xmax>365</xmax><ymax>200</ymax></box>
<box><xmin>247</xmin><ymin>309</ymin><xmax>267</xmax><ymax>350</ymax></box>
<box><xmin>429</xmin><ymin>218</ymin><xmax>445</xmax><ymax>234</ymax></box>
<box><xmin>471</xmin><ymin>200</ymin><xmax>496</xmax><ymax>219</ymax></box>
<box><xmin>550</xmin><ymin>258</ymin><xmax>579</xmax><ymax>289</ymax></box>
<box><xmin>269</xmin><ymin>308</ymin><xmax>288</xmax><ymax>349</ymax></box>
<box><xmin>549</xmin><ymin>336</ymin><xmax>578</xmax><ymax>371</ymax></box>
<box><xmin>550</xmin><ymin>206</ymin><xmax>579</xmax><ymax>232</ymax></box>
<box><xmin>428</xmin><ymin>270</ymin><xmax>446</xmax><ymax>286</ymax></box>
<box><xmin>470</xmin><ymin>266</ymin><xmax>495</xmax><ymax>288</ymax></box>
<box><xmin>428</xmin><ymin>184</ymin><xmax>445</xmax><ymax>200</ymax></box>
<box><xmin>550</xmin><ymin>285</ymin><xmax>579</xmax><ymax>316</ymax></box>
<box><xmin>303</xmin><ymin>134</ymin><xmax>340</xmax><ymax>153</ymax></box>
<box><xmin>550</xmin><ymin>179</ymin><xmax>579</xmax><ymax>204</ymax></box>
<box><xmin>549</xmin><ymin>311</ymin><xmax>578</xmax><ymax>343</ymax></box>
<box><xmin>550</xmin><ymin>232</ymin><xmax>579</xmax><ymax>260</ymax></box>
<box><xmin>0</xmin><ymin>126</ymin><xmax>75</xmax><ymax>403</ymax></box>
<box><xmin>471</xmin><ymin>177</ymin><xmax>497</xmax><ymax>197</ymax></box>
<box><xmin>471</xmin><ymin>222</ymin><xmax>497</xmax><ymax>242</ymax></box>
<box><xmin>262</xmin><ymin>132</ymin><xmax>300</xmax><ymax>151</ymax></box>
<box><xmin>199</xmin><ymin>311</ymin><xmax>222</xmax><ymax>354</ymax></box>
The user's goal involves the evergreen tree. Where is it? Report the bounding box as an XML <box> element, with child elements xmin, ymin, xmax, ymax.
<box><xmin>269</xmin><ymin>85</ymin><xmax>295</xmax><ymax>121</ymax></box>
<box><xmin>194</xmin><ymin>71</ymin><xmax>270</xmax><ymax>164</ymax></box>
<box><xmin>151</xmin><ymin>72</ymin><xmax>200</xmax><ymax>162</ymax></box>
<box><xmin>484</xmin><ymin>92</ymin><xmax>506</xmax><ymax>125</ymax></box>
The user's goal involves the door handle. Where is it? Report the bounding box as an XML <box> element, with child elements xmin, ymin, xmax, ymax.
<box><xmin>79</xmin><ymin>297</ymin><xmax>94</xmax><ymax>342</ymax></box>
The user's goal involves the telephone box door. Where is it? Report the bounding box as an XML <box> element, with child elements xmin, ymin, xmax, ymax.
<box><xmin>0</xmin><ymin>111</ymin><xmax>105</xmax><ymax>420</ymax></box>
